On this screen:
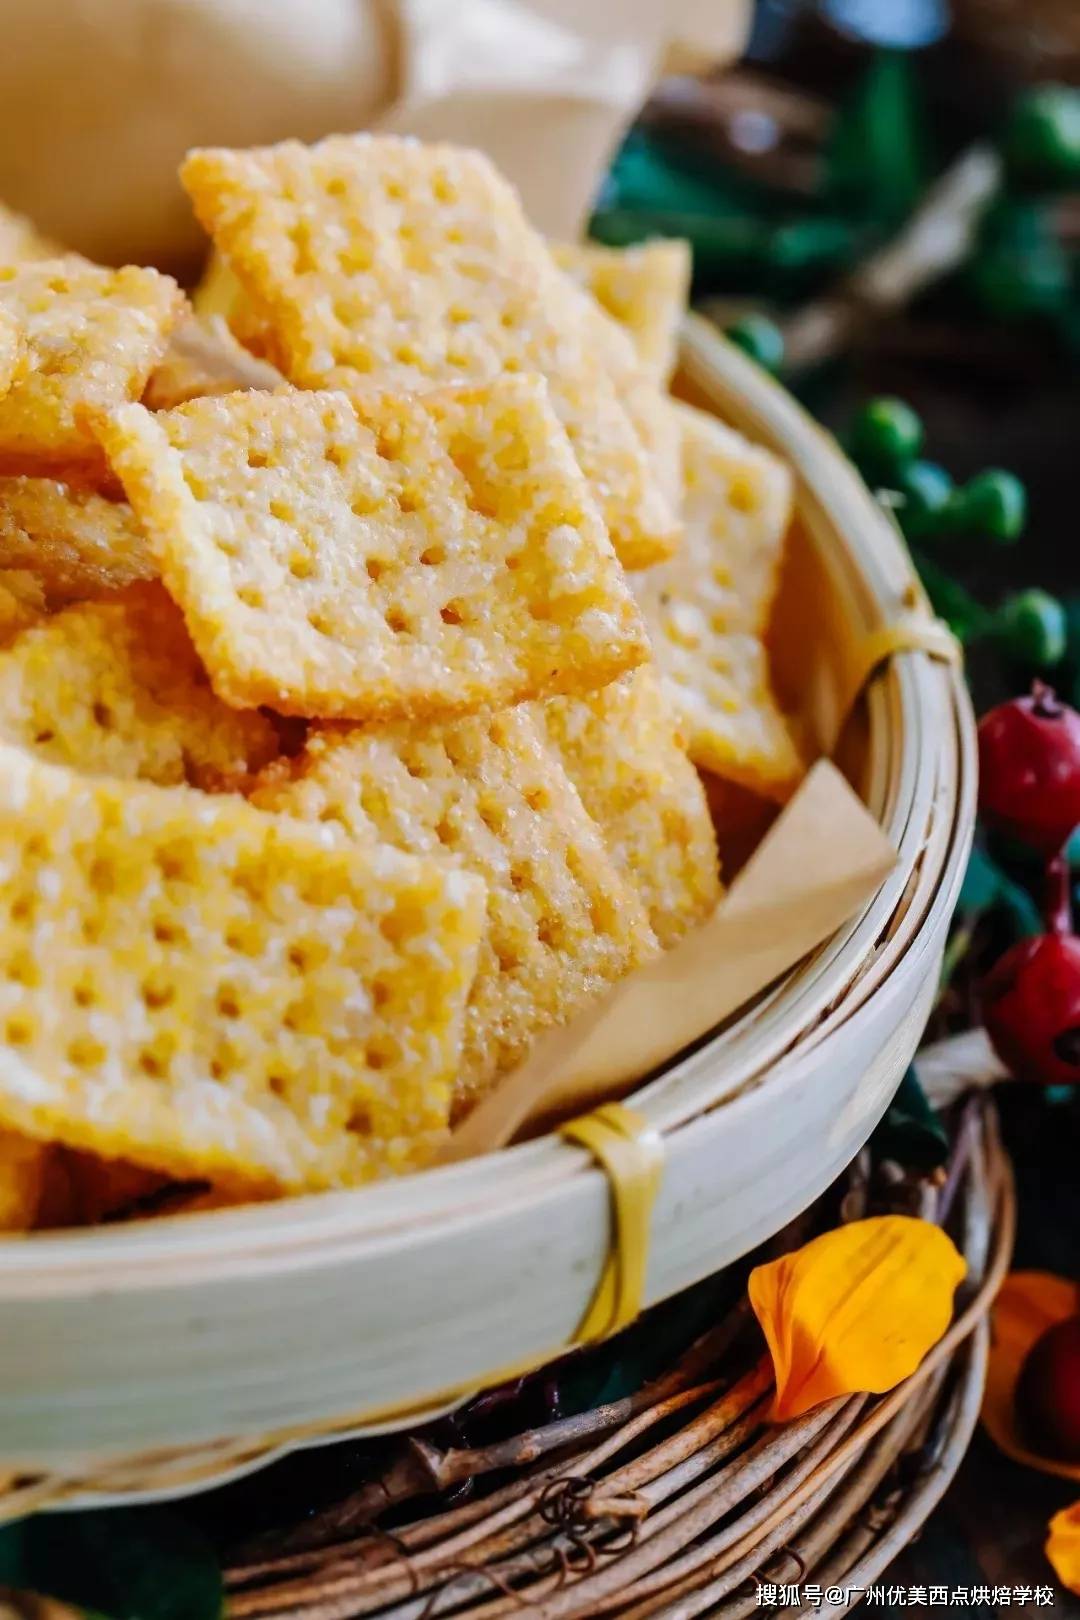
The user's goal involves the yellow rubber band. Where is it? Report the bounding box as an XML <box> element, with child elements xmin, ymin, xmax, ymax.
<box><xmin>843</xmin><ymin>613</ymin><xmax>961</xmax><ymax>724</ymax></box>
<box><xmin>560</xmin><ymin>1102</ymin><xmax>665</xmax><ymax>1343</ymax></box>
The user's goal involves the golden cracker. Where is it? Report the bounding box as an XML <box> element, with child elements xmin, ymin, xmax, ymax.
<box><xmin>0</xmin><ymin>308</ymin><xmax>26</xmax><ymax>400</ymax></box>
<box><xmin>552</xmin><ymin>239</ymin><xmax>690</xmax><ymax>385</ymax></box>
<box><xmin>0</xmin><ymin>746</ymin><xmax>486</xmax><ymax>1190</ymax></box>
<box><xmin>635</xmin><ymin>404</ymin><xmax>802</xmax><ymax>798</ymax></box>
<box><xmin>180</xmin><ymin>135</ymin><xmax>679</xmax><ymax>568</ymax></box>
<box><xmin>540</xmin><ymin>666</ymin><xmax>720</xmax><ymax>948</ymax></box>
<box><xmin>92</xmin><ymin>378</ymin><xmax>648</xmax><ymax>720</ymax></box>
<box><xmin>0</xmin><ymin>259</ymin><xmax>185</xmax><ymax>473</ymax></box>
<box><xmin>253</xmin><ymin>707</ymin><xmax>658</xmax><ymax>1111</ymax></box>
<box><xmin>0</xmin><ymin>476</ymin><xmax>155</xmax><ymax>607</ymax></box>
<box><xmin>0</xmin><ymin>583</ymin><xmax>280</xmax><ymax>789</ymax></box>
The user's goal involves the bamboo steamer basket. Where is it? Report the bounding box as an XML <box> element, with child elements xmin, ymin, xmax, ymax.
<box><xmin>0</xmin><ymin>316</ymin><xmax>976</xmax><ymax>1514</ymax></box>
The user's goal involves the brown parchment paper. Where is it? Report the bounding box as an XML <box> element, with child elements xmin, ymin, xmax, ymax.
<box><xmin>446</xmin><ymin>760</ymin><xmax>897</xmax><ymax>1160</ymax></box>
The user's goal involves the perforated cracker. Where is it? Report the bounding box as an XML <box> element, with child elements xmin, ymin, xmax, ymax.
<box><xmin>0</xmin><ymin>583</ymin><xmax>280</xmax><ymax>788</ymax></box>
<box><xmin>0</xmin><ymin>746</ymin><xmax>486</xmax><ymax>1189</ymax></box>
<box><xmin>540</xmin><ymin>667</ymin><xmax>720</xmax><ymax>948</ymax></box>
<box><xmin>181</xmin><ymin>135</ymin><xmax>679</xmax><ymax>568</ymax></box>
<box><xmin>0</xmin><ymin>476</ymin><xmax>155</xmax><ymax>607</ymax></box>
<box><xmin>253</xmin><ymin>707</ymin><xmax>658</xmax><ymax>1110</ymax></box>
<box><xmin>0</xmin><ymin>259</ymin><xmax>185</xmax><ymax>473</ymax></box>
<box><xmin>92</xmin><ymin>378</ymin><xmax>648</xmax><ymax>720</ymax></box>
<box><xmin>635</xmin><ymin>404</ymin><xmax>802</xmax><ymax>798</ymax></box>
<box><xmin>553</xmin><ymin>239</ymin><xmax>691</xmax><ymax>385</ymax></box>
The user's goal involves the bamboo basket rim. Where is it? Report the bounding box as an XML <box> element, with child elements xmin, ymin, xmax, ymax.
<box><xmin>0</xmin><ymin>319</ymin><xmax>979</xmax><ymax>1514</ymax></box>
<box><xmin>0</xmin><ymin>318</ymin><xmax>975</xmax><ymax>1292</ymax></box>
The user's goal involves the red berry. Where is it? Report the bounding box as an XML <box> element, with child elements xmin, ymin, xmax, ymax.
<box><xmin>1015</xmin><ymin>1315</ymin><xmax>1080</xmax><ymax>1461</ymax></box>
<box><xmin>978</xmin><ymin>684</ymin><xmax>1080</xmax><ymax>857</ymax></box>
<box><xmin>982</xmin><ymin>932</ymin><xmax>1080</xmax><ymax>1086</ymax></box>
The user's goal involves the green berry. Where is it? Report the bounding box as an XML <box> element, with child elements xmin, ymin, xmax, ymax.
<box><xmin>998</xmin><ymin>590</ymin><xmax>1067</xmax><ymax>666</ymax></box>
<box><xmin>898</xmin><ymin>460</ymin><xmax>953</xmax><ymax>537</ymax></box>
<box><xmin>948</xmin><ymin>469</ymin><xmax>1027</xmax><ymax>543</ymax></box>
<box><xmin>725</xmin><ymin>314</ymin><xmax>785</xmax><ymax>375</ymax></box>
<box><xmin>1004</xmin><ymin>85</ymin><xmax>1080</xmax><ymax>188</ymax></box>
<box><xmin>850</xmin><ymin>398</ymin><xmax>924</xmax><ymax>480</ymax></box>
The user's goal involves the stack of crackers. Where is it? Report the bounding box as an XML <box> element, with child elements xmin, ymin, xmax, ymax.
<box><xmin>0</xmin><ymin>137</ymin><xmax>802</xmax><ymax>1230</ymax></box>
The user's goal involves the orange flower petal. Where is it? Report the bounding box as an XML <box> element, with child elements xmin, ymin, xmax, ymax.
<box><xmin>748</xmin><ymin>1216</ymin><xmax>966</xmax><ymax>1422</ymax></box>
<box><xmin>1047</xmin><ymin>1501</ymin><xmax>1080</xmax><ymax>1594</ymax></box>
<box><xmin>982</xmin><ymin>1271</ymin><xmax>1080</xmax><ymax>1482</ymax></box>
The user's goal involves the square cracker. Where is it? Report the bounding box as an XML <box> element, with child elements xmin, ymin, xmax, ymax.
<box><xmin>539</xmin><ymin>667</ymin><xmax>720</xmax><ymax>949</ymax></box>
<box><xmin>0</xmin><ymin>476</ymin><xmax>155</xmax><ymax>607</ymax></box>
<box><xmin>0</xmin><ymin>745</ymin><xmax>486</xmax><ymax>1190</ymax></box>
<box><xmin>253</xmin><ymin>707</ymin><xmax>658</xmax><ymax>1112</ymax></box>
<box><xmin>0</xmin><ymin>259</ymin><xmax>185</xmax><ymax>473</ymax></box>
<box><xmin>552</xmin><ymin>239</ymin><xmax>691</xmax><ymax>386</ymax></box>
<box><xmin>635</xmin><ymin>404</ymin><xmax>802</xmax><ymax>799</ymax></box>
<box><xmin>92</xmin><ymin>377</ymin><xmax>649</xmax><ymax>720</ymax></box>
<box><xmin>0</xmin><ymin>582</ymin><xmax>280</xmax><ymax>788</ymax></box>
<box><xmin>180</xmin><ymin>135</ymin><xmax>679</xmax><ymax>569</ymax></box>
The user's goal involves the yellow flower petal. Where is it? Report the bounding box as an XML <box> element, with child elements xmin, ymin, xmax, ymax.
<box><xmin>1047</xmin><ymin>1501</ymin><xmax>1080</xmax><ymax>1594</ymax></box>
<box><xmin>748</xmin><ymin>1216</ymin><xmax>966</xmax><ymax>1422</ymax></box>
<box><xmin>982</xmin><ymin>1271</ymin><xmax>1080</xmax><ymax>1482</ymax></box>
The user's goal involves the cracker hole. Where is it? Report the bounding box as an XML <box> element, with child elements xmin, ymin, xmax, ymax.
<box><xmin>88</xmin><ymin>857</ymin><xmax>115</xmax><ymax>894</ymax></box>
<box><xmin>210</xmin><ymin>1059</ymin><xmax>225</xmax><ymax>1081</ymax></box>
<box><xmin>139</xmin><ymin>1051</ymin><xmax>166</xmax><ymax>1079</ymax></box>
<box><xmin>7</xmin><ymin>953</ymin><xmax>38</xmax><ymax>988</ymax></box>
<box><xmin>34</xmin><ymin>729</ymin><xmax>54</xmax><ymax>745</ymax></box>
<box><xmin>419</xmin><ymin>546</ymin><xmax>444</xmax><ymax>567</ymax></box>
<box><xmin>247</xmin><ymin>447</ymin><xmax>269</xmax><ymax>470</ymax></box>
<box><xmin>372</xmin><ymin>978</ymin><xmax>391</xmax><ymax>1010</ymax></box>
<box><xmin>5</xmin><ymin>1016</ymin><xmax>32</xmax><ymax>1047</ymax></box>
<box><xmin>289</xmin><ymin>553</ymin><xmax>315</xmax><ymax>580</ymax></box>
<box><xmin>398</xmin><ymin>489</ymin><xmax>420</xmax><ymax>515</ymax></box>
<box><xmin>307</xmin><ymin>608</ymin><xmax>334</xmax><ymax>636</ymax></box>
<box><xmin>68</xmin><ymin>1036</ymin><xmax>106</xmax><ymax>1069</ymax></box>
<box><xmin>267</xmin><ymin>1073</ymin><xmax>288</xmax><ymax>1098</ymax></box>
<box><xmin>326</xmin><ymin>176</ymin><xmax>348</xmax><ymax>198</ymax></box>
<box><xmin>524</xmin><ymin>786</ymin><xmax>550</xmax><ymax>813</ymax></box>
<box><xmin>509</xmin><ymin>864</ymin><xmax>528</xmax><ymax>893</ymax></box>
<box><xmin>142</xmin><ymin>982</ymin><xmax>173</xmax><ymax>1010</ymax></box>
<box><xmin>269</xmin><ymin>497</ymin><xmax>295</xmax><ymax>523</ymax></box>
<box><xmin>728</xmin><ymin>477</ymin><xmax>758</xmax><ymax>514</ymax></box>
<box><xmin>73</xmin><ymin>983</ymin><xmax>96</xmax><ymax>1009</ymax></box>
<box><xmin>92</xmin><ymin>701</ymin><xmax>113</xmax><ymax>729</ymax></box>
<box><xmin>11</xmin><ymin>895</ymin><xmax>33</xmax><ymax>924</ymax></box>
<box><xmin>386</xmin><ymin>606</ymin><xmax>409</xmax><ymax>635</ymax></box>
<box><xmin>536</xmin><ymin>915</ymin><xmax>563</xmax><ymax>950</ymax></box>
<box><xmin>287</xmin><ymin>943</ymin><xmax>310</xmax><ymax>972</ymax></box>
<box><xmin>216</xmin><ymin>989</ymin><xmax>241</xmax><ymax>1020</ymax></box>
<box><xmin>347</xmin><ymin>1103</ymin><xmax>374</xmax><ymax>1134</ymax></box>
<box><xmin>325</xmin><ymin>443</ymin><xmax>349</xmax><ymax>470</ymax></box>
<box><xmin>152</xmin><ymin>919</ymin><xmax>182</xmax><ymax>946</ymax></box>
<box><xmin>440</xmin><ymin>601</ymin><xmax>465</xmax><ymax>626</ymax></box>
<box><xmin>25</xmin><ymin>834</ymin><xmax>47</xmax><ymax>860</ymax></box>
<box><xmin>183</xmin><ymin>469</ymin><xmax>209</xmax><ymax>500</ymax></box>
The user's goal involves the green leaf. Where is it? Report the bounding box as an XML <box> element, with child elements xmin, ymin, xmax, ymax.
<box><xmin>0</xmin><ymin>1508</ymin><xmax>222</xmax><ymax>1620</ymax></box>
<box><xmin>957</xmin><ymin>844</ymin><xmax>1043</xmax><ymax>937</ymax></box>
<box><xmin>825</xmin><ymin>51</ymin><xmax>930</xmax><ymax>227</ymax></box>
<box><xmin>873</xmin><ymin>1067</ymin><xmax>949</xmax><ymax>1171</ymax></box>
